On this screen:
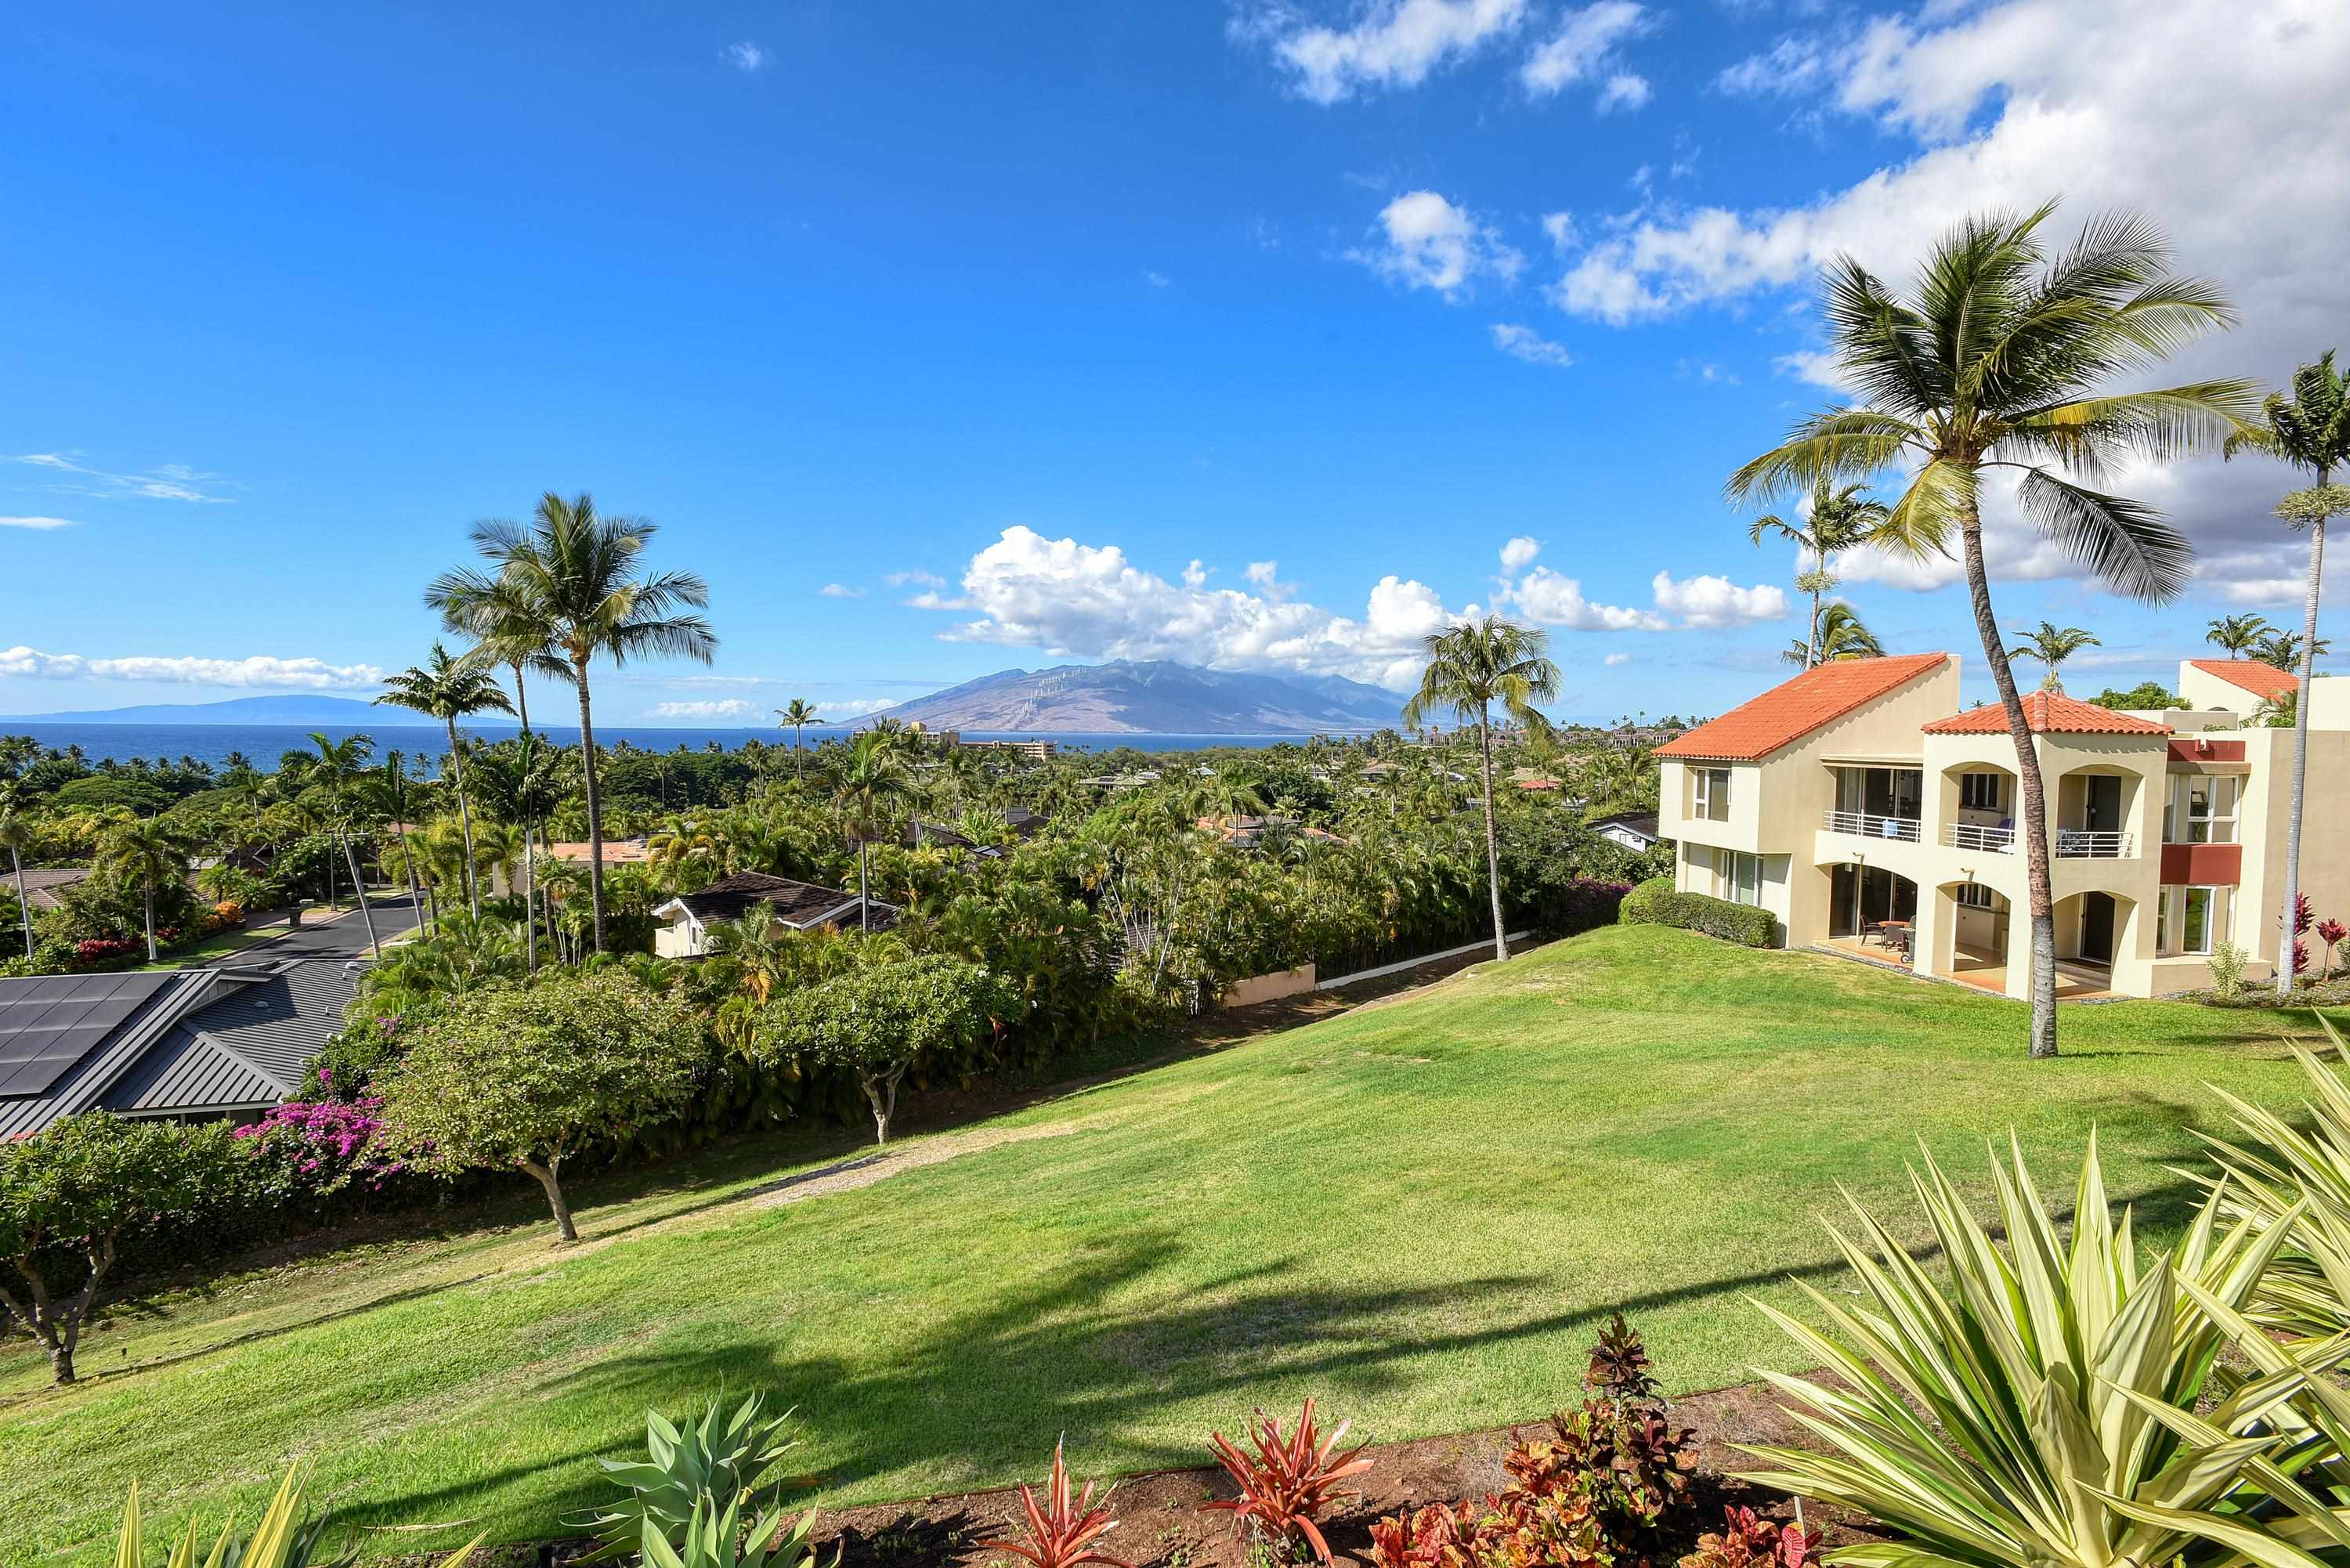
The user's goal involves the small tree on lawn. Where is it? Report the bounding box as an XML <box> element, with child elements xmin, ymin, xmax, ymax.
<box><xmin>0</xmin><ymin>1113</ymin><xmax>242</xmax><ymax>1384</ymax></box>
<box><xmin>373</xmin><ymin>970</ymin><xmax>708</xmax><ymax>1242</ymax></box>
<box><xmin>757</xmin><ymin>955</ymin><xmax>1018</xmax><ymax>1146</ymax></box>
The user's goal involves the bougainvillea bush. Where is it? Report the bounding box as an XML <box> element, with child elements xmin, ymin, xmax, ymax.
<box><xmin>232</xmin><ymin>1089</ymin><xmax>419</xmax><ymax>1217</ymax></box>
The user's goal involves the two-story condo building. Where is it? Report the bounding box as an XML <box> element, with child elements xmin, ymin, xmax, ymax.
<box><xmin>1654</xmin><ymin>653</ymin><xmax>2350</xmax><ymax>999</ymax></box>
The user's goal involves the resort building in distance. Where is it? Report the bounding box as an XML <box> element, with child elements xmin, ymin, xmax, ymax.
<box><xmin>1655</xmin><ymin>654</ymin><xmax>2350</xmax><ymax>999</ymax></box>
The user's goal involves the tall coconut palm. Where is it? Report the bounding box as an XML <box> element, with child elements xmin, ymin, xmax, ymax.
<box><xmin>1748</xmin><ymin>476</ymin><xmax>1890</xmax><ymax>667</ymax></box>
<box><xmin>2005</xmin><ymin>621</ymin><xmax>2101</xmax><ymax>692</ymax></box>
<box><xmin>1726</xmin><ymin>204</ymin><xmax>2254</xmax><ymax>1060</ymax></box>
<box><xmin>2227</xmin><ymin>352</ymin><xmax>2350</xmax><ymax>997</ymax></box>
<box><xmin>97</xmin><ymin>815</ymin><xmax>189</xmax><ymax>962</ymax></box>
<box><xmin>2254</xmin><ymin>629</ymin><xmax>2332</xmax><ymax>673</ymax></box>
<box><xmin>1782</xmin><ymin>604</ymin><xmax>1884</xmax><ymax>667</ymax></box>
<box><xmin>776</xmin><ymin>699</ymin><xmax>820</xmax><ymax>775</ymax></box>
<box><xmin>469</xmin><ymin>493</ymin><xmax>717</xmax><ymax>951</ymax></box>
<box><xmin>426</xmin><ymin>567</ymin><xmax>552</xmax><ymax>735</ymax></box>
<box><xmin>282</xmin><ymin>731</ymin><xmax>383</xmax><ymax>959</ymax></box>
<box><xmin>831</xmin><ymin>730</ymin><xmax>911</xmax><ymax>931</ymax></box>
<box><xmin>469</xmin><ymin>736</ymin><xmax>564</xmax><ymax>973</ymax></box>
<box><xmin>376</xmin><ymin>642</ymin><xmax>515</xmax><ymax>919</ymax></box>
<box><xmin>1401</xmin><ymin>615</ymin><xmax>1560</xmax><ymax>963</ymax></box>
<box><xmin>0</xmin><ymin>792</ymin><xmax>35</xmax><ymax>958</ymax></box>
<box><xmin>2206</xmin><ymin>612</ymin><xmax>2272</xmax><ymax>657</ymax></box>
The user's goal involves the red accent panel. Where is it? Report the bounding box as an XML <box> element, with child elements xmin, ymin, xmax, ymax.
<box><xmin>2167</xmin><ymin>739</ymin><xmax>2246</xmax><ymax>763</ymax></box>
<box><xmin>2161</xmin><ymin>843</ymin><xmax>2242</xmax><ymax>885</ymax></box>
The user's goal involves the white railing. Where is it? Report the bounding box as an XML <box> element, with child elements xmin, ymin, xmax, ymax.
<box><xmin>1821</xmin><ymin>809</ymin><xmax>1922</xmax><ymax>842</ymax></box>
<box><xmin>1944</xmin><ymin>822</ymin><xmax>2016</xmax><ymax>853</ymax></box>
<box><xmin>2055</xmin><ymin>829</ymin><xmax>2134</xmax><ymax>858</ymax></box>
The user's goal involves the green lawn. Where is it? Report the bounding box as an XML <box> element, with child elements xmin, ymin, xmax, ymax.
<box><xmin>2</xmin><ymin>927</ymin><xmax>2337</xmax><ymax>1565</ymax></box>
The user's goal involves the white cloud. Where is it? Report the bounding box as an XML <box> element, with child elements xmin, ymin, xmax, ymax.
<box><xmin>0</xmin><ymin>647</ymin><xmax>384</xmax><ymax>688</ymax></box>
<box><xmin>1596</xmin><ymin>72</ymin><xmax>1652</xmax><ymax>112</ymax></box>
<box><xmin>1604</xmin><ymin>651</ymin><xmax>1633</xmax><ymax>667</ymax></box>
<box><xmin>1353</xmin><ymin>190</ymin><xmax>1523</xmax><ymax>298</ymax></box>
<box><xmin>1650</xmin><ymin>571</ymin><xmax>1788</xmax><ymax>627</ymax></box>
<box><xmin>724</xmin><ymin>42</ymin><xmax>769</xmax><ymax>72</ymax></box>
<box><xmin>1539</xmin><ymin>212</ymin><xmax>1579</xmax><ymax>251</ymax></box>
<box><xmin>1520</xmin><ymin>1</ymin><xmax>1650</xmax><ymax>98</ymax></box>
<box><xmin>885</xmin><ymin>569</ymin><xmax>946</xmax><ymax>589</ymax></box>
<box><xmin>1238</xmin><ymin>0</ymin><xmax>1528</xmax><ymax>104</ymax></box>
<box><xmin>1508</xmin><ymin>567</ymin><xmax>1668</xmax><ymax>630</ymax></box>
<box><xmin>1491</xmin><ymin>323</ymin><xmax>1575</xmax><ymax>367</ymax></box>
<box><xmin>818</xmin><ymin>583</ymin><xmax>866</xmax><ymax>598</ymax></box>
<box><xmin>0</xmin><ymin>516</ymin><xmax>78</xmax><ymax>529</ymax></box>
<box><xmin>1500</xmin><ymin>535</ymin><xmax>1543</xmax><ymax>571</ymax></box>
<box><xmin>10</xmin><ymin>453</ymin><xmax>231</xmax><ymax>503</ymax></box>
<box><xmin>1715</xmin><ymin>35</ymin><xmax>1831</xmax><ymax>98</ymax></box>
<box><xmin>1143</xmin><ymin>270</ymin><xmax>1173</xmax><ymax>287</ymax></box>
<box><xmin>920</xmin><ymin>525</ymin><xmax>1473</xmax><ymax>688</ymax></box>
<box><xmin>649</xmin><ymin>698</ymin><xmax>762</xmax><ymax>721</ymax></box>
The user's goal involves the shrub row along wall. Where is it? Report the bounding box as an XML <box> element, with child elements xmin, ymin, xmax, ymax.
<box><xmin>1618</xmin><ymin>876</ymin><xmax>1777</xmax><ymax>948</ymax></box>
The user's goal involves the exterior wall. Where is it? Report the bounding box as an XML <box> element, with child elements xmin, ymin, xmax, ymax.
<box><xmin>2236</xmin><ymin>727</ymin><xmax>2350</xmax><ymax>977</ymax></box>
<box><xmin>2315</xmin><ymin>676</ymin><xmax>2350</xmax><ymax>732</ymax></box>
<box><xmin>653</xmin><ymin>915</ymin><xmax>706</xmax><ymax>959</ymax></box>
<box><xmin>2179</xmin><ymin>663</ymin><xmax>2277</xmax><ymax>713</ymax></box>
<box><xmin>1220</xmin><ymin>964</ymin><xmax>1317</xmax><ymax>1008</ymax></box>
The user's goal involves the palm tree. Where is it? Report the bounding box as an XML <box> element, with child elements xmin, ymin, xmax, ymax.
<box><xmin>376</xmin><ymin>642</ymin><xmax>515</xmax><ymax>919</ymax></box>
<box><xmin>373</xmin><ymin>750</ymin><xmax>430</xmax><ymax>930</ymax></box>
<box><xmin>1726</xmin><ymin>204</ymin><xmax>2253</xmax><ymax>1060</ymax></box>
<box><xmin>97</xmin><ymin>815</ymin><xmax>189</xmax><ymax>962</ymax></box>
<box><xmin>427</xmin><ymin>565</ymin><xmax>553</xmax><ymax>735</ymax></box>
<box><xmin>1401</xmin><ymin>615</ymin><xmax>1560</xmax><ymax>963</ymax></box>
<box><xmin>470</xmin><ymin>493</ymin><xmax>717</xmax><ymax>951</ymax></box>
<box><xmin>831</xmin><ymin>730</ymin><xmax>912</xmax><ymax>931</ymax></box>
<box><xmin>776</xmin><ymin>699</ymin><xmax>820</xmax><ymax>774</ymax></box>
<box><xmin>1748</xmin><ymin>476</ymin><xmax>1889</xmax><ymax>667</ymax></box>
<box><xmin>2206</xmin><ymin>612</ymin><xmax>2272</xmax><ymax>657</ymax></box>
<box><xmin>2005</xmin><ymin>621</ymin><xmax>2101</xmax><ymax>693</ymax></box>
<box><xmin>1782</xmin><ymin>604</ymin><xmax>1884</xmax><ymax>667</ymax></box>
<box><xmin>283</xmin><ymin>731</ymin><xmax>383</xmax><ymax>959</ymax></box>
<box><xmin>2227</xmin><ymin>352</ymin><xmax>2350</xmax><ymax>997</ymax></box>
<box><xmin>0</xmin><ymin>792</ymin><xmax>35</xmax><ymax>958</ymax></box>
<box><xmin>469</xmin><ymin>737</ymin><xmax>564</xmax><ymax>973</ymax></box>
<box><xmin>2254</xmin><ymin>629</ymin><xmax>2332</xmax><ymax>672</ymax></box>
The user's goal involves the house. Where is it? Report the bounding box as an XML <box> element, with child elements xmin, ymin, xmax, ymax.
<box><xmin>650</xmin><ymin>871</ymin><xmax>902</xmax><ymax>957</ymax></box>
<box><xmin>544</xmin><ymin>837</ymin><xmax>655</xmax><ymax>866</ymax></box>
<box><xmin>0</xmin><ymin>958</ymin><xmax>357</xmax><ymax>1138</ymax></box>
<box><xmin>2178</xmin><ymin>658</ymin><xmax>2298</xmax><ymax>713</ymax></box>
<box><xmin>13</xmin><ymin>866</ymin><xmax>92</xmax><ymax>912</ymax></box>
<box><xmin>1654</xmin><ymin>654</ymin><xmax>2350</xmax><ymax>999</ymax></box>
<box><xmin>1588</xmin><ymin>811</ymin><xmax>1662</xmax><ymax>851</ymax></box>
<box><xmin>1195</xmin><ymin>815</ymin><xmax>1349</xmax><ymax>849</ymax></box>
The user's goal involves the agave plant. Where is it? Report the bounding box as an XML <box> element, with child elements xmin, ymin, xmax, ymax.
<box><xmin>570</xmin><ymin>1393</ymin><xmax>802</xmax><ymax>1563</ymax></box>
<box><xmin>638</xmin><ymin>1490</ymin><xmax>825</xmax><ymax>1568</ymax></box>
<box><xmin>977</xmin><ymin>1439</ymin><xmax>1131</xmax><ymax>1568</ymax></box>
<box><xmin>1204</xmin><ymin>1397</ymin><xmax>1374</xmax><ymax>1564</ymax></box>
<box><xmin>114</xmin><ymin>1466</ymin><xmax>479</xmax><ymax>1568</ymax></box>
<box><xmin>1736</xmin><ymin>1132</ymin><xmax>2321</xmax><ymax>1568</ymax></box>
<box><xmin>2198</xmin><ymin>1013</ymin><xmax>2350</xmax><ymax>1342</ymax></box>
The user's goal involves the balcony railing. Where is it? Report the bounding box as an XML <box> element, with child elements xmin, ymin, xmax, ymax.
<box><xmin>1821</xmin><ymin>809</ymin><xmax>1922</xmax><ymax>842</ymax></box>
<box><xmin>2056</xmin><ymin>829</ymin><xmax>2134</xmax><ymax>858</ymax></box>
<box><xmin>1945</xmin><ymin>822</ymin><xmax>2016</xmax><ymax>853</ymax></box>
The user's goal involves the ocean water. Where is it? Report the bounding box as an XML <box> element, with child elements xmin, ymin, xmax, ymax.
<box><xmin>0</xmin><ymin>721</ymin><xmax>1368</xmax><ymax>773</ymax></box>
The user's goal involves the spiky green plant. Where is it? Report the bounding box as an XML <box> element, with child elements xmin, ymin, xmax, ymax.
<box><xmin>113</xmin><ymin>1465</ymin><xmax>479</xmax><ymax>1568</ymax></box>
<box><xmin>2197</xmin><ymin>1013</ymin><xmax>2350</xmax><ymax>1344</ymax></box>
<box><xmin>570</xmin><ymin>1393</ymin><xmax>802</xmax><ymax>1563</ymax></box>
<box><xmin>1736</xmin><ymin>1133</ymin><xmax>2316</xmax><ymax>1568</ymax></box>
<box><xmin>639</xmin><ymin>1489</ymin><xmax>824</xmax><ymax>1568</ymax></box>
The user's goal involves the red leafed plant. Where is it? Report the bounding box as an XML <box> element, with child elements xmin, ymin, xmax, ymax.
<box><xmin>978</xmin><ymin>1440</ymin><xmax>1132</xmax><ymax>1568</ymax></box>
<box><xmin>1369</xmin><ymin>1500</ymin><xmax>1483</xmax><ymax>1566</ymax></box>
<box><xmin>1677</xmin><ymin>1506</ymin><xmax>1820</xmax><ymax>1568</ymax></box>
<box><xmin>1204</xmin><ymin>1398</ymin><xmax>1374</xmax><ymax>1563</ymax></box>
<box><xmin>2319</xmin><ymin>918</ymin><xmax>2348</xmax><ymax>981</ymax></box>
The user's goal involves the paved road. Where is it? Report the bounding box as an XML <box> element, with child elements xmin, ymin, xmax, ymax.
<box><xmin>189</xmin><ymin>892</ymin><xmax>424</xmax><ymax>967</ymax></box>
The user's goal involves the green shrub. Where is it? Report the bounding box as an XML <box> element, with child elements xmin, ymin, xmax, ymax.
<box><xmin>2208</xmin><ymin>938</ymin><xmax>2250</xmax><ymax>999</ymax></box>
<box><xmin>1617</xmin><ymin>878</ymin><xmax>1776</xmax><ymax>947</ymax></box>
<box><xmin>569</xmin><ymin>1392</ymin><xmax>801</xmax><ymax>1563</ymax></box>
<box><xmin>755</xmin><ymin>955</ymin><xmax>1019</xmax><ymax>1144</ymax></box>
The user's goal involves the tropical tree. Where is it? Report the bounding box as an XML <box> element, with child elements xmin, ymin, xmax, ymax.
<box><xmin>376</xmin><ymin>641</ymin><xmax>515</xmax><ymax>919</ymax></box>
<box><xmin>775</xmin><ymin>699</ymin><xmax>820</xmax><ymax>774</ymax></box>
<box><xmin>2254</xmin><ymin>629</ymin><xmax>2332</xmax><ymax>672</ymax></box>
<box><xmin>1748</xmin><ymin>476</ymin><xmax>1889</xmax><ymax>667</ymax></box>
<box><xmin>2004</xmin><ymin>621</ymin><xmax>2101</xmax><ymax>692</ymax></box>
<box><xmin>1401</xmin><ymin>615</ymin><xmax>1560</xmax><ymax>963</ymax></box>
<box><xmin>96</xmin><ymin>815</ymin><xmax>190</xmax><ymax>962</ymax></box>
<box><xmin>280</xmin><ymin>731</ymin><xmax>382</xmax><ymax>959</ymax></box>
<box><xmin>1782</xmin><ymin>603</ymin><xmax>1884</xmax><ymax>667</ymax></box>
<box><xmin>470</xmin><ymin>736</ymin><xmax>565</xmax><ymax>973</ymax></box>
<box><xmin>831</xmin><ymin>730</ymin><xmax>912</xmax><ymax>931</ymax></box>
<box><xmin>1726</xmin><ymin>204</ymin><xmax>2253</xmax><ymax>1060</ymax></box>
<box><xmin>427</xmin><ymin>562</ymin><xmax>555</xmax><ymax>735</ymax></box>
<box><xmin>0</xmin><ymin>792</ymin><xmax>34</xmax><ymax>958</ymax></box>
<box><xmin>471</xmin><ymin>493</ymin><xmax>717</xmax><ymax>951</ymax></box>
<box><xmin>2206</xmin><ymin>612</ymin><xmax>2272</xmax><ymax>657</ymax></box>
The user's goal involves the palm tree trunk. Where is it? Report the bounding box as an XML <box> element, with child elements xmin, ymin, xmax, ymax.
<box><xmin>338</xmin><ymin>829</ymin><xmax>381</xmax><ymax>959</ymax></box>
<box><xmin>443</xmin><ymin>717</ymin><xmax>481</xmax><ymax>920</ymax></box>
<box><xmin>1961</xmin><ymin>513</ymin><xmax>2058</xmax><ymax>1058</ymax></box>
<box><xmin>142</xmin><ymin>887</ymin><xmax>157</xmax><ymax>963</ymax></box>
<box><xmin>574</xmin><ymin>659</ymin><xmax>608</xmax><ymax>953</ymax></box>
<box><xmin>1477</xmin><ymin>703</ymin><xmax>1507</xmax><ymax>963</ymax></box>
<box><xmin>1807</xmin><ymin>551</ymin><xmax>1824</xmax><ymax>669</ymax></box>
<box><xmin>396</xmin><ymin>826</ymin><xmax>426</xmax><ymax>930</ymax></box>
<box><xmin>522</xmin><ymin>820</ymin><xmax>538</xmax><ymax>975</ymax></box>
<box><xmin>859</xmin><ymin>839</ymin><xmax>871</xmax><ymax>931</ymax></box>
<box><xmin>9</xmin><ymin>847</ymin><xmax>29</xmax><ymax>958</ymax></box>
<box><xmin>2279</xmin><ymin>493</ymin><xmax>2326</xmax><ymax>998</ymax></box>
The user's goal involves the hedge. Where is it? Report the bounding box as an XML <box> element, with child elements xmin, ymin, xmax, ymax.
<box><xmin>1618</xmin><ymin>875</ymin><xmax>1778</xmax><ymax>948</ymax></box>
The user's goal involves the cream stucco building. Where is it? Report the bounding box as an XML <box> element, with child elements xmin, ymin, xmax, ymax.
<box><xmin>1654</xmin><ymin>653</ymin><xmax>2350</xmax><ymax>999</ymax></box>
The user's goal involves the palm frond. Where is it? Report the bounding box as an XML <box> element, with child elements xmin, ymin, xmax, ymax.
<box><xmin>1724</xmin><ymin>410</ymin><xmax>1924</xmax><ymax>504</ymax></box>
<box><xmin>2010</xmin><ymin>466</ymin><xmax>2193</xmax><ymax>605</ymax></box>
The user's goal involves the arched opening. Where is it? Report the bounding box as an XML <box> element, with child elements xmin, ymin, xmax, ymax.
<box><xmin>2054</xmin><ymin>766</ymin><xmax>2142</xmax><ymax>858</ymax></box>
<box><xmin>1932</xmin><ymin>878</ymin><xmax>2012</xmax><ymax>991</ymax></box>
<box><xmin>2051</xmin><ymin>890</ymin><xmax>2136</xmax><ymax>999</ymax></box>
<box><xmin>1942</xmin><ymin>762</ymin><xmax>2019</xmax><ymax>853</ymax></box>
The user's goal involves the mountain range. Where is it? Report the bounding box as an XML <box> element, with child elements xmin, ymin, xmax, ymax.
<box><xmin>0</xmin><ymin>694</ymin><xmax>410</xmax><ymax>726</ymax></box>
<box><xmin>869</xmin><ymin>661</ymin><xmax>1404</xmax><ymax>733</ymax></box>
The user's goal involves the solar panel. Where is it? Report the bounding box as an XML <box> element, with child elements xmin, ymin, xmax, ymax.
<box><xmin>0</xmin><ymin>972</ymin><xmax>183</xmax><ymax>1097</ymax></box>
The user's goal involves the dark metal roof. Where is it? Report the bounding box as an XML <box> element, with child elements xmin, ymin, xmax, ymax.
<box><xmin>172</xmin><ymin>959</ymin><xmax>356</xmax><ymax>1086</ymax></box>
<box><xmin>670</xmin><ymin>872</ymin><xmax>865</xmax><ymax>928</ymax></box>
<box><xmin>101</xmin><ymin>1031</ymin><xmax>283</xmax><ymax>1117</ymax></box>
<box><xmin>0</xmin><ymin>971</ymin><xmax>183</xmax><ymax>1097</ymax></box>
<box><xmin>0</xmin><ymin>970</ymin><xmax>218</xmax><ymax>1138</ymax></box>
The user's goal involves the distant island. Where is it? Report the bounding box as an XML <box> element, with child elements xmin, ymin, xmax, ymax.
<box><xmin>0</xmin><ymin>694</ymin><xmax>432</xmax><ymax>726</ymax></box>
<box><xmin>868</xmin><ymin>660</ymin><xmax>1404</xmax><ymax>733</ymax></box>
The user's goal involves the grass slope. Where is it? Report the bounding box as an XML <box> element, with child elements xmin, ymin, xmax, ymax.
<box><xmin>1</xmin><ymin>927</ymin><xmax>2335</xmax><ymax>1564</ymax></box>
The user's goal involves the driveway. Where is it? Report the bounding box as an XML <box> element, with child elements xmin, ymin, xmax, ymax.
<box><xmin>190</xmin><ymin>892</ymin><xmax>425</xmax><ymax>967</ymax></box>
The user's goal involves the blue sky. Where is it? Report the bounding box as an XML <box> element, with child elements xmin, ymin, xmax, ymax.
<box><xmin>3</xmin><ymin>0</ymin><xmax>2343</xmax><ymax>725</ymax></box>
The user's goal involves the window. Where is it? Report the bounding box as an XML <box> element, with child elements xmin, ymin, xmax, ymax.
<box><xmin>2158</xmin><ymin>883</ymin><xmax>2231</xmax><ymax>956</ymax></box>
<box><xmin>2166</xmin><ymin>775</ymin><xmax>2239</xmax><ymax>844</ymax></box>
<box><xmin>1958</xmin><ymin>771</ymin><xmax>2006</xmax><ymax>813</ymax></box>
<box><xmin>1730</xmin><ymin>851</ymin><xmax>1763</xmax><ymax>906</ymax></box>
<box><xmin>1693</xmin><ymin>767</ymin><xmax>1731</xmax><ymax>822</ymax></box>
<box><xmin>1956</xmin><ymin>883</ymin><xmax>1997</xmax><ymax>909</ymax></box>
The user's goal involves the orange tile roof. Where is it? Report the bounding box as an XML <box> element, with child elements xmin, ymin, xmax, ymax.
<box><xmin>1654</xmin><ymin>654</ymin><xmax>1950</xmax><ymax>762</ymax></box>
<box><xmin>1921</xmin><ymin>691</ymin><xmax>2171</xmax><ymax>736</ymax></box>
<box><xmin>2187</xmin><ymin>658</ymin><xmax>2298</xmax><ymax>700</ymax></box>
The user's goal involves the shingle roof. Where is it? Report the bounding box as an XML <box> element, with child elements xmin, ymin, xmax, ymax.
<box><xmin>2188</xmin><ymin>658</ymin><xmax>2298</xmax><ymax>701</ymax></box>
<box><xmin>1654</xmin><ymin>654</ymin><xmax>1950</xmax><ymax>762</ymax></box>
<box><xmin>663</xmin><ymin>871</ymin><xmax>900</xmax><ymax>932</ymax></box>
<box><xmin>1922</xmin><ymin>691</ymin><xmax>2171</xmax><ymax>736</ymax></box>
